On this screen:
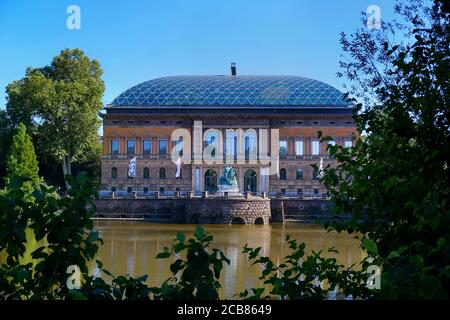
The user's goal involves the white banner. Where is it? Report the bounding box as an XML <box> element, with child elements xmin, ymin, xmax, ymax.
<box><xmin>128</xmin><ymin>157</ymin><xmax>136</xmax><ymax>178</ymax></box>
<box><xmin>175</xmin><ymin>156</ymin><xmax>181</xmax><ymax>178</ymax></box>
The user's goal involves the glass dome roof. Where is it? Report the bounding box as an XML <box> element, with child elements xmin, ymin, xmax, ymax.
<box><xmin>110</xmin><ymin>75</ymin><xmax>349</xmax><ymax>108</ymax></box>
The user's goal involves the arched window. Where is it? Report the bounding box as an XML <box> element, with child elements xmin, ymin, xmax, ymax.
<box><xmin>159</xmin><ymin>168</ymin><xmax>166</xmax><ymax>179</ymax></box>
<box><xmin>244</xmin><ymin>130</ymin><xmax>257</xmax><ymax>161</ymax></box>
<box><xmin>244</xmin><ymin>169</ymin><xmax>257</xmax><ymax>192</ymax></box>
<box><xmin>143</xmin><ymin>167</ymin><xmax>150</xmax><ymax>180</ymax></box>
<box><xmin>174</xmin><ymin>139</ymin><xmax>183</xmax><ymax>157</ymax></box>
<box><xmin>204</xmin><ymin>169</ymin><xmax>218</xmax><ymax>193</ymax></box>
<box><xmin>296</xmin><ymin>168</ymin><xmax>303</xmax><ymax>180</ymax></box>
<box><xmin>204</xmin><ymin>130</ymin><xmax>218</xmax><ymax>157</ymax></box>
<box><xmin>280</xmin><ymin>168</ymin><xmax>287</xmax><ymax>180</ymax></box>
<box><xmin>111</xmin><ymin>167</ymin><xmax>118</xmax><ymax>179</ymax></box>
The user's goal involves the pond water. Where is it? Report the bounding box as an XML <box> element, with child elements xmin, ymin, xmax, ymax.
<box><xmin>93</xmin><ymin>221</ymin><xmax>363</xmax><ymax>298</ymax></box>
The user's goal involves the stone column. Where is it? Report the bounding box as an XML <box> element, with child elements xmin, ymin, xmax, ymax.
<box><xmin>305</xmin><ymin>137</ymin><xmax>310</xmax><ymax>155</ymax></box>
<box><xmin>289</xmin><ymin>138</ymin><xmax>295</xmax><ymax>157</ymax></box>
<box><xmin>120</xmin><ymin>136</ymin><xmax>126</xmax><ymax>154</ymax></box>
<box><xmin>193</xmin><ymin>121</ymin><xmax>203</xmax><ymax>192</ymax></box>
<box><xmin>103</xmin><ymin>136</ymin><xmax>109</xmax><ymax>155</ymax></box>
<box><xmin>136</xmin><ymin>137</ymin><xmax>142</xmax><ymax>156</ymax></box>
<box><xmin>152</xmin><ymin>136</ymin><xmax>157</xmax><ymax>155</ymax></box>
<box><xmin>238</xmin><ymin>166</ymin><xmax>244</xmax><ymax>193</ymax></box>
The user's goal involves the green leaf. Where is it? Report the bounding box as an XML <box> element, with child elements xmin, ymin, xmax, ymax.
<box><xmin>70</xmin><ymin>290</ymin><xmax>88</xmax><ymax>300</ymax></box>
<box><xmin>170</xmin><ymin>259</ymin><xmax>184</xmax><ymax>274</ymax></box>
<box><xmin>173</xmin><ymin>242</ymin><xmax>186</xmax><ymax>253</ymax></box>
<box><xmin>362</xmin><ymin>238</ymin><xmax>378</xmax><ymax>255</ymax></box>
<box><xmin>176</xmin><ymin>232</ymin><xmax>185</xmax><ymax>244</ymax></box>
<box><xmin>31</xmin><ymin>246</ymin><xmax>47</xmax><ymax>260</ymax></box>
<box><xmin>386</xmin><ymin>250</ymin><xmax>401</xmax><ymax>260</ymax></box>
<box><xmin>156</xmin><ymin>251</ymin><xmax>171</xmax><ymax>259</ymax></box>
<box><xmin>411</xmin><ymin>255</ymin><xmax>424</xmax><ymax>270</ymax></box>
<box><xmin>194</xmin><ymin>225</ymin><xmax>205</xmax><ymax>239</ymax></box>
<box><xmin>87</xmin><ymin>230</ymin><xmax>99</xmax><ymax>243</ymax></box>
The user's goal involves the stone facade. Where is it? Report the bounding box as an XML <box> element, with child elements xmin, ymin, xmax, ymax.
<box><xmin>94</xmin><ymin>198</ymin><xmax>186</xmax><ymax>223</ymax></box>
<box><xmin>185</xmin><ymin>197</ymin><xmax>271</xmax><ymax>224</ymax></box>
<box><xmin>94</xmin><ymin>197</ymin><xmax>270</xmax><ymax>224</ymax></box>
<box><xmin>100</xmin><ymin>74</ymin><xmax>357</xmax><ymax>197</ymax></box>
<box><xmin>101</xmin><ymin>115</ymin><xmax>357</xmax><ymax>196</ymax></box>
<box><xmin>93</xmin><ymin>197</ymin><xmax>347</xmax><ymax>225</ymax></box>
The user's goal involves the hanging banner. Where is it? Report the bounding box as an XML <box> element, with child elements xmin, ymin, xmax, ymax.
<box><xmin>128</xmin><ymin>157</ymin><xmax>136</xmax><ymax>178</ymax></box>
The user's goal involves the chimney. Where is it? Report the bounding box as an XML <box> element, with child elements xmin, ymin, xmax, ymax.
<box><xmin>231</xmin><ymin>62</ymin><xmax>237</xmax><ymax>76</ymax></box>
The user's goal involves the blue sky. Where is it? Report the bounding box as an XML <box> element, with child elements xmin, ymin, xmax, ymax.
<box><xmin>0</xmin><ymin>0</ymin><xmax>398</xmax><ymax>109</ymax></box>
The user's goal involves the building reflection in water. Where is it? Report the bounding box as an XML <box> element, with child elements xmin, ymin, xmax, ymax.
<box><xmin>94</xmin><ymin>221</ymin><xmax>363</xmax><ymax>298</ymax></box>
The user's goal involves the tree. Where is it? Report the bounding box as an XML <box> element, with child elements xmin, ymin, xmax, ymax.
<box><xmin>5</xmin><ymin>48</ymin><xmax>104</xmax><ymax>187</ymax></box>
<box><xmin>0</xmin><ymin>110</ymin><xmax>12</xmax><ymax>187</ymax></box>
<box><xmin>320</xmin><ymin>0</ymin><xmax>450</xmax><ymax>298</ymax></box>
<box><xmin>5</xmin><ymin>123</ymin><xmax>40</xmax><ymax>185</ymax></box>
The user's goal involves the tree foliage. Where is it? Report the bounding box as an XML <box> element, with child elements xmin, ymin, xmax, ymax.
<box><xmin>5</xmin><ymin>123</ymin><xmax>40</xmax><ymax>185</ymax></box>
<box><xmin>1</xmin><ymin>0</ymin><xmax>448</xmax><ymax>301</ymax></box>
<box><xmin>0</xmin><ymin>110</ymin><xmax>12</xmax><ymax>188</ymax></box>
<box><xmin>319</xmin><ymin>0</ymin><xmax>450</xmax><ymax>299</ymax></box>
<box><xmin>239</xmin><ymin>236</ymin><xmax>376</xmax><ymax>300</ymax></box>
<box><xmin>5</xmin><ymin>48</ymin><xmax>104</xmax><ymax>185</ymax></box>
<box><xmin>152</xmin><ymin>226</ymin><xmax>230</xmax><ymax>300</ymax></box>
<box><xmin>0</xmin><ymin>174</ymin><xmax>374</xmax><ymax>300</ymax></box>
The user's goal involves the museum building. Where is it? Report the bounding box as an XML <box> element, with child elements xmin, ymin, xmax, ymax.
<box><xmin>100</xmin><ymin>66</ymin><xmax>356</xmax><ymax>197</ymax></box>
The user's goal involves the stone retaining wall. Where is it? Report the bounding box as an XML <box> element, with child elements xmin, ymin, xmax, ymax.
<box><xmin>93</xmin><ymin>197</ymin><xmax>338</xmax><ymax>224</ymax></box>
<box><xmin>94</xmin><ymin>198</ymin><xmax>186</xmax><ymax>223</ymax></box>
<box><xmin>185</xmin><ymin>198</ymin><xmax>271</xmax><ymax>224</ymax></box>
<box><xmin>94</xmin><ymin>197</ymin><xmax>271</xmax><ymax>224</ymax></box>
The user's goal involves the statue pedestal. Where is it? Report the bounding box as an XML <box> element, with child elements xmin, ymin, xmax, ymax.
<box><xmin>217</xmin><ymin>184</ymin><xmax>241</xmax><ymax>197</ymax></box>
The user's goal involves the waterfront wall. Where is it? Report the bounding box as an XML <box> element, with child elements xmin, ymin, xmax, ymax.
<box><xmin>94</xmin><ymin>198</ymin><xmax>187</xmax><ymax>223</ymax></box>
<box><xmin>270</xmin><ymin>199</ymin><xmax>342</xmax><ymax>223</ymax></box>
<box><xmin>185</xmin><ymin>198</ymin><xmax>271</xmax><ymax>224</ymax></box>
<box><xmin>93</xmin><ymin>197</ymin><xmax>339</xmax><ymax>224</ymax></box>
<box><xmin>94</xmin><ymin>196</ymin><xmax>271</xmax><ymax>224</ymax></box>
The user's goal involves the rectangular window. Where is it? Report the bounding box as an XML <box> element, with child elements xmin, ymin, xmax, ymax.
<box><xmin>127</xmin><ymin>140</ymin><xmax>135</xmax><ymax>155</ymax></box>
<box><xmin>143</xmin><ymin>140</ymin><xmax>152</xmax><ymax>155</ymax></box>
<box><xmin>296</xmin><ymin>169</ymin><xmax>303</xmax><ymax>180</ymax></box>
<box><xmin>279</xmin><ymin>140</ymin><xmax>288</xmax><ymax>158</ymax></box>
<box><xmin>143</xmin><ymin>187</ymin><xmax>148</xmax><ymax>194</ymax></box>
<box><xmin>311</xmin><ymin>140</ymin><xmax>320</xmax><ymax>155</ymax></box>
<box><xmin>111</xmin><ymin>187</ymin><xmax>116</xmax><ymax>193</ymax></box>
<box><xmin>110</xmin><ymin>140</ymin><xmax>119</xmax><ymax>155</ymax></box>
<box><xmin>344</xmin><ymin>140</ymin><xmax>353</xmax><ymax>148</ymax></box>
<box><xmin>127</xmin><ymin>187</ymin><xmax>132</xmax><ymax>194</ymax></box>
<box><xmin>295</xmin><ymin>140</ymin><xmax>304</xmax><ymax>156</ymax></box>
<box><xmin>159</xmin><ymin>140</ymin><xmax>168</xmax><ymax>155</ymax></box>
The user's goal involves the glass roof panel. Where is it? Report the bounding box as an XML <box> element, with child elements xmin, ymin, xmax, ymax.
<box><xmin>110</xmin><ymin>75</ymin><xmax>350</xmax><ymax>108</ymax></box>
